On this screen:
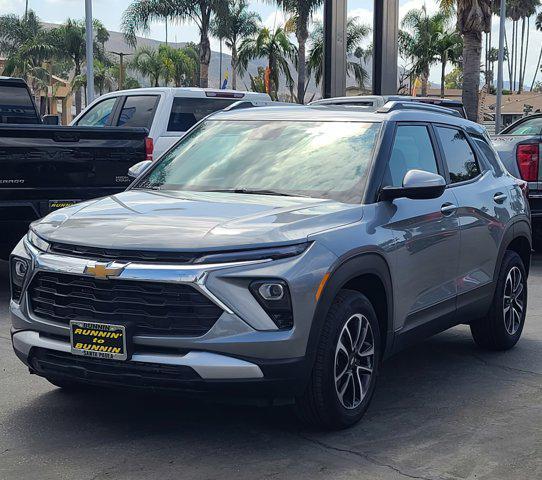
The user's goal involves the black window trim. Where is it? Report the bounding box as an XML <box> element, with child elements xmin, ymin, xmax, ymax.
<box><xmin>113</xmin><ymin>94</ymin><xmax>160</xmax><ymax>129</ymax></box>
<box><xmin>432</xmin><ymin>123</ymin><xmax>484</xmax><ymax>187</ymax></box>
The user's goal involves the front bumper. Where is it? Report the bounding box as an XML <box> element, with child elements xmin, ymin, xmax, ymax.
<box><xmin>10</xmin><ymin>237</ymin><xmax>336</xmax><ymax>395</ymax></box>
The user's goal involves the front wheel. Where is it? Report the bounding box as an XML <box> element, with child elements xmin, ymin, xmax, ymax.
<box><xmin>470</xmin><ymin>251</ymin><xmax>527</xmax><ymax>351</ymax></box>
<box><xmin>295</xmin><ymin>290</ymin><xmax>381</xmax><ymax>430</ymax></box>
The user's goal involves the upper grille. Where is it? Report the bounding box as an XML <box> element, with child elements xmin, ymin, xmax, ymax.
<box><xmin>49</xmin><ymin>242</ymin><xmax>200</xmax><ymax>264</ymax></box>
<box><xmin>28</xmin><ymin>272</ymin><xmax>223</xmax><ymax>337</ymax></box>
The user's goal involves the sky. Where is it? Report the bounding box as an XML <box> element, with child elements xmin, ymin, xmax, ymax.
<box><xmin>2</xmin><ymin>0</ymin><xmax>542</xmax><ymax>86</ymax></box>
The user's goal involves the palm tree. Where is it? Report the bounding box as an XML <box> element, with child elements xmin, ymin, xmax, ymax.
<box><xmin>531</xmin><ymin>11</ymin><xmax>542</xmax><ymax>90</ymax></box>
<box><xmin>307</xmin><ymin>18</ymin><xmax>371</xmax><ymax>92</ymax></box>
<box><xmin>238</xmin><ymin>26</ymin><xmax>295</xmax><ymax>99</ymax></box>
<box><xmin>275</xmin><ymin>0</ymin><xmax>322</xmax><ymax>103</ymax></box>
<box><xmin>399</xmin><ymin>7</ymin><xmax>451</xmax><ymax>97</ymax></box>
<box><xmin>130</xmin><ymin>47</ymin><xmax>166</xmax><ymax>87</ymax></box>
<box><xmin>159</xmin><ymin>45</ymin><xmax>197</xmax><ymax>87</ymax></box>
<box><xmin>49</xmin><ymin>19</ymin><xmax>108</xmax><ymax>114</ymax></box>
<box><xmin>435</xmin><ymin>30</ymin><xmax>462</xmax><ymax>98</ymax></box>
<box><xmin>210</xmin><ymin>0</ymin><xmax>260</xmax><ymax>90</ymax></box>
<box><xmin>0</xmin><ymin>10</ymin><xmax>56</xmax><ymax>98</ymax></box>
<box><xmin>122</xmin><ymin>0</ymin><xmax>222</xmax><ymax>88</ymax></box>
<box><xmin>440</xmin><ymin>0</ymin><xmax>492</xmax><ymax>121</ymax></box>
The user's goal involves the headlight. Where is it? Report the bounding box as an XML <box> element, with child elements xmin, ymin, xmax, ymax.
<box><xmin>10</xmin><ymin>256</ymin><xmax>29</xmax><ymax>302</ymax></box>
<box><xmin>194</xmin><ymin>243</ymin><xmax>309</xmax><ymax>264</ymax></box>
<box><xmin>26</xmin><ymin>229</ymin><xmax>50</xmax><ymax>252</ymax></box>
<box><xmin>249</xmin><ymin>279</ymin><xmax>293</xmax><ymax>330</ymax></box>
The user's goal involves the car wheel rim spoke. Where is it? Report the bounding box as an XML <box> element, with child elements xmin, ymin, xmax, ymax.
<box><xmin>503</xmin><ymin>266</ymin><xmax>524</xmax><ymax>335</ymax></box>
<box><xmin>334</xmin><ymin>313</ymin><xmax>374</xmax><ymax>410</ymax></box>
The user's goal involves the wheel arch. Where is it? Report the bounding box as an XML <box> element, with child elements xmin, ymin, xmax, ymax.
<box><xmin>495</xmin><ymin>220</ymin><xmax>532</xmax><ymax>281</ymax></box>
<box><xmin>306</xmin><ymin>251</ymin><xmax>395</xmax><ymax>366</ymax></box>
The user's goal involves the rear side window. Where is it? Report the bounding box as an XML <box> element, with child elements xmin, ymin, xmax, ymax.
<box><xmin>117</xmin><ymin>95</ymin><xmax>158</xmax><ymax>128</ymax></box>
<box><xmin>167</xmin><ymin>97</ymin><xmax>238</xmax><ymax>132</ymax></box>
<box><xmin>77</xmin><ymin>97</ymin><xmax>117</xmax><ymax>127</ymax></box>
<box><xmin>385</xmin><ymin>125</ymin><xmax>439</xmax><ymax>186</ymax></box>
<box><xmin>0</xmin><ymin>85</ymin><xmax>40</xmax><ymax>124</ymax></box>
<box><xmin>435</xmin><ymin>126</ymin><xmax>480</xmax><ymax>183</ymax></box>
<box><xmin>505</xmin><ymin>117</ymin><xmax>542</xmax><ymax>135</ymax></box>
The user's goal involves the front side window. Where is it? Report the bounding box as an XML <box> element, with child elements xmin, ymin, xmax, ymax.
<box><xmin>167</xmin><ymin>97</ymin><xmax>239</xmax><ymax>132</ymax></box>
<box><xmin>385</xmin><ymin>125</ymin><xmax>439</xmax><ymax>187</ymax></box>
<box><xmin>117</xmin><ymin>95</ymin><xmax>158</xmax><ymax>128</ymax></box>
<box><xmin>139</xmin><ymin>120</ymin><xmax>381</xmax><ymax>204</ymax></box>
<box><xmin>77</xmin><ymin>97</ymin><xmax>117</xmax><ymax>127</ymax></box>
<box><xmin>435</xmin><ymin>127</ymin><xmax>480</xmax><ymax>183</ymax></box>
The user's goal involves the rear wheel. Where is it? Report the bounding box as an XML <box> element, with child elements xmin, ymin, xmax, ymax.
<box><xmin>295</xmin><ymin>290</ymin><xmax>381</xmax><ymax>430</ymax></box>
<box><xmin>470</xmin><ymin>251</ymin><xmax>527</xmax><ymax>351</ymax></box>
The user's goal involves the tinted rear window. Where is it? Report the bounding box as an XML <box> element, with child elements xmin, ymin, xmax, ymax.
<box><xmin>0</xmin><ymin>85</ymin><xmax>40</xmax><ymax>124</ymax></box>
<box><xmin>167</xmin><ymin>97</ymin><xmax>238</xmax><ymax>132</ymax></box>
<box><xmin>117</xmin><ymin>95</ymin><xmax>158</xmax><ymax>128</ymax></box>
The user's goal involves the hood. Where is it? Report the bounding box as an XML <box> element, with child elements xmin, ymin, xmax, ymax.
<box><xmin>33</xmin><ymin>189</ymin><xmax>363</xmax><ymax>251</ymax></box>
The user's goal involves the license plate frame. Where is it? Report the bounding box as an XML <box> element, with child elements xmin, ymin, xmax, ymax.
<box><xmin>49</xmin><ymin>199</ymin><xmax>81</xmax><ymax>211</ymax></box>
<box><xmin>70</xmin><ymin>321</ymin><xmax>128</xmax><ymax>361</ymax></box>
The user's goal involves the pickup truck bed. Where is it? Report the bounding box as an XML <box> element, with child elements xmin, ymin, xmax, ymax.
<box><xmin>0</xmin><ymin>124</ymin><xmax>148</xmax><ymax>258</ymax></box>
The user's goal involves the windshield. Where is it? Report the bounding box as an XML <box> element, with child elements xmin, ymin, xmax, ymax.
<box><xmin>137</xmin><ymin>120</ymin><xmax>381</xmax><ymax>204</ymax></box>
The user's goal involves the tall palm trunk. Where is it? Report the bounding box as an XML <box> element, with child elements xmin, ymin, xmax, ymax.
<box><xmin>296</xmin><ymin>12</ymin><xmax>309</xmax><ymax>104</ymax></box>
<box><xmin>441</xmin><ymin>52</ymin><xmax>447</xmax><ymax>98</ymax></box>
<box><xmin>530</xmin><ymin>47</ymin><xmax>542</xmax><ymax>91</ymax></box>
<box><xmin>74</xmin><ymin>63</ymin><xmax>82</xmax><ymax>114</ymax></box>
<box><xmin>231</xmin><ymin>44</ymin><xmax>238</xmax><ymax>90</ymax></box>
<box><xmin>521</xmin><ymin>16</ymin><xmax>530</xmax><ymax>92</ymax></box>
<box><xmin>518</xmin><ymin>17</ymin><xmax>526</xmax><ymax>93</ymax></box>
<box><xmin>463</xmin><ymin>31</ymin><xmax>482</xmax><ymax>122</ymax></box>
<box><xmin>421</xmin><ymin>67</ymin><xmax>429</xmax><ymax>96</ymax></box>
<box><xmin>199</xmin><ymin>15</ymin><xmax>211</xmax><ymax>88</ymax></box>
<box><xmin>505</xmin><ymin>28</ymin><xmax>513</xmax><ymax>89</ymax></box>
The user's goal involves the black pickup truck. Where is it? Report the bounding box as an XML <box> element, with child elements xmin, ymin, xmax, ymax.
<box><xmin>0</xmin><ymin>78</ymin><xmax>150</xmax><ymax>258</ymax></box>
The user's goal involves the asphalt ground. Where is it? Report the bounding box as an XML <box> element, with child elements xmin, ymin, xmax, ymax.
<box><xmin>1</xmin><ymin>258</ymin><xmax>540</xmax><ymax>480</ymax></box>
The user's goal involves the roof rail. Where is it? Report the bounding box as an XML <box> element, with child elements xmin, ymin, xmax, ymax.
<box><xmin>376</xmin><ymin>101</ymin><xmax>461</xmax><ymax>117</ymax></box>
<box><xmin>222</xmin><ymin>100</ymin><xmax>297</xmax><ymax>111</ymax></box>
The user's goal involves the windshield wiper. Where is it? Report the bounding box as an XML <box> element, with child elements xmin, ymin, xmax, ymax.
<box><xmin>206</xmin><ymin>188</ymin><xmax>303</xmax><ymax>197</ymax></box>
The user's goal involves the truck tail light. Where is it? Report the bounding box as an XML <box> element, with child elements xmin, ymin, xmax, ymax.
<box><xmin>145</xmin><ymin>137</ymin><xmax>154</xmax><ymax>161</ymax></box>
<box><xmin>516</xmin><ymin>143</ymin><xmax>539</xmax><ymax>181</ymax></box>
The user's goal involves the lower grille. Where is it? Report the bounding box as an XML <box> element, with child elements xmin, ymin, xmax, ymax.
<box><xmin>30</xmin><ymin>348</ymin><xmax>200</xmax><ymax>388</ymax></box>
<box><xmin>28</xmin><ymin>272</ymin><xmax>223</xmax><ymax>337</ymax></box>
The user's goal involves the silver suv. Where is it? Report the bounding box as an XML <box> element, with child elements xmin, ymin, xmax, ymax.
<box><xmin>10</xmin><ymin>103</ymin><xmax>531</xmax><ymax>429</ymax></box>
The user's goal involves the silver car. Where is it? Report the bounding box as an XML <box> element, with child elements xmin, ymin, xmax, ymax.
<box><xmin>10</xmin><ymin>103</ymin><xmax>531</xmax><ymax>429</ymax></box>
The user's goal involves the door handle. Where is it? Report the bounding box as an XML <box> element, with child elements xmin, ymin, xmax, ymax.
<box><xmin>494</xmin><ymin>192</ymin><xmax>508</xmax><ymax>204</ymax></box>
<box><xmin>440</xmin><ymin>203</ymin><xmax>457</xmax><ymax>216</ymax></box>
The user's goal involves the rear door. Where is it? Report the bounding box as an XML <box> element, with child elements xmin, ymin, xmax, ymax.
<box><xmin>381</xmin><ymin>123</ymin><xmax>460</xmax><ymax>334</ymax></box>
<box><xmin>434</xmin><ymin>125</ymin><xmax>510</xmax><ymax>317</ymax></box>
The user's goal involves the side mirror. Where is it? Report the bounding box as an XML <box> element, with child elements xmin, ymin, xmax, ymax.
<box><xmin>42</xmin><ymin>114</ymin><xmax>60</xmax><ymax>125</ymax></box>
<box><xmin>128</xmin><ymin>160</ymin><xmax>153</xmax><ymax>179</ymax></box>
<box><xmin>380</xmin><ymin>169</ymin><xmax>446</xmax><ymax>201</ymax></box>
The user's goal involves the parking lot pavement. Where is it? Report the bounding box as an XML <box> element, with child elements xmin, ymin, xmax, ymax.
<box><xmin>0</xmin><ymin>259</ymin><xmax>541</xmax><ymax>480</ymax></box>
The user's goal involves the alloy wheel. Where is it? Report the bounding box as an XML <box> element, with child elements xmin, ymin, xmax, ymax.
<box><xmin>503</xmin><ymin>266</ymin><xmax>525</xmax><ymax>335</ymax></box>
<box><xmin>334</xmin><ymin>313</ymin><xmax>375</xmax><ymax>409</ymax></box>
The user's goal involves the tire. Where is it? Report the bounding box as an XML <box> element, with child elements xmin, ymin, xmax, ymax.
<box><xmin>45</xmin><ymin>376</ymin><xmax>88</xmax><ymax>391</ymax></box>
<box><xmin>470</xmin><ymin>251</ymin><xmax>527</xmax><ymax>351</ymax></box>
<box><xmin>295</xmin><ymin>290</ymin><xmax>381</xmax><ymax>430</ymax></box>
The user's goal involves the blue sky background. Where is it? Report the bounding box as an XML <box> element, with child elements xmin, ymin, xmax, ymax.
<box><xmin>2</xmin><ymin>0</ymin><xmax>542</xmax><ymax>86</ymax></box>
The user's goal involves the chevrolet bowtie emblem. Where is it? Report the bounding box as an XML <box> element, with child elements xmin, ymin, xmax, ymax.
<box><xmin>84</xmin><ymin>262</ymin><xmax>125</xmax><ymax>279</ymax></box>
